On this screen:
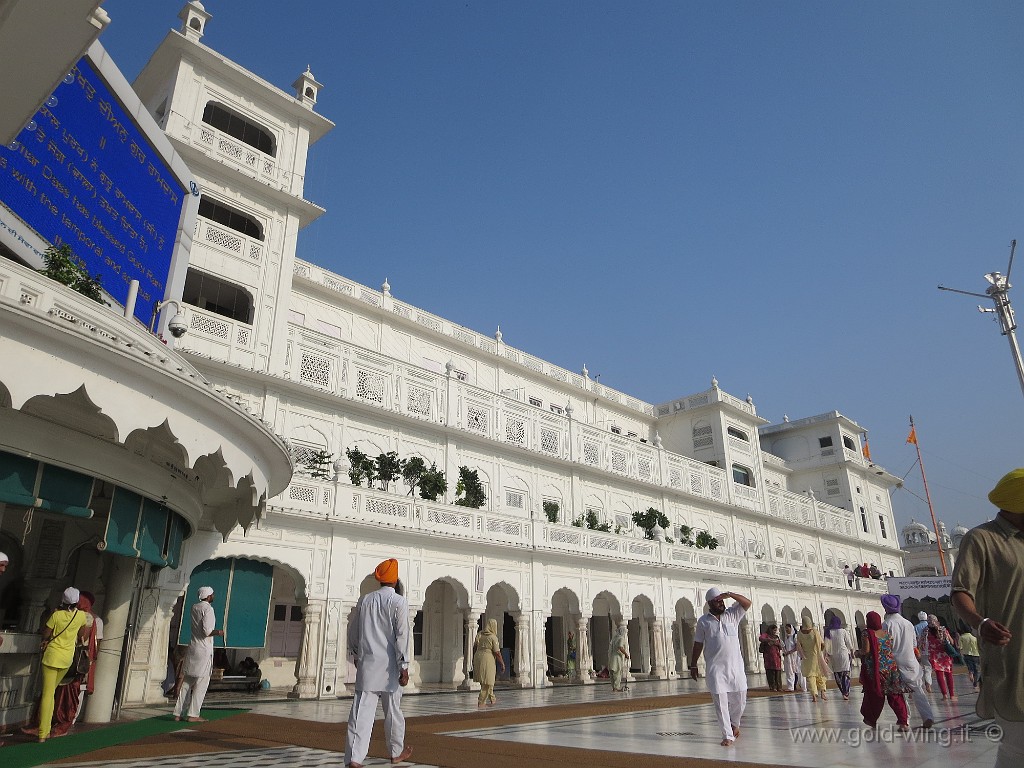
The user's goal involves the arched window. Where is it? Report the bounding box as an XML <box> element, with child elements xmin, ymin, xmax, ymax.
<box><xmin>726</xmin><ymin>426</ymin><xmax>749</xmax><ymax>442</ymax></box>
<box><xmin>198</xmin><ymin>196</ymin><xmax>264</xmax><ymax>241</ymax></box>
<box><xmin>182</xmin><ymin>268</ymin><xmax>254</xmax><ymax>324</ymax></box>
<box><xmin>732</xmin><ymin>463</ymin><xmax>754</xmax><ymax>487</ymax></box>
<box><xmin>202</xmin><ymin>102</ymin><xmax>276</xmax><ymax>156</ymax></box>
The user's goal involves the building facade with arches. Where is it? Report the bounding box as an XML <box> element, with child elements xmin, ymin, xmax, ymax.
<box><xmin>2</xmin><ymin>2</ymin><xmax>911</xmax><ymax>716</ymax></box>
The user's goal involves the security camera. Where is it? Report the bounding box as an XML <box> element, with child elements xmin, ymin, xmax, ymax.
<box><xmin>167</xmin><ymin>313</ymin><xmax>188</xmax><ymax>338</ymax></box>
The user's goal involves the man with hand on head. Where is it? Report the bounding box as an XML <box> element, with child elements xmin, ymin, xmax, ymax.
<box><xmin>689</xmin><ymin>587</ymin><xmax>752</xmax><ymax>747</ymax></box>
<box><xmin>344</xmin><ymin>558</ymin><xmax>413</xmax><ymax>768</ymax></box>
<box><xmin>173</xmin><ymin>586</ymin><xmax>224</xmax><ymax>723</ymax></box>
<box><xmin>952</xmin><ymin>468</ymin><xmax>1024</xmax><ymax>768</ymax></box>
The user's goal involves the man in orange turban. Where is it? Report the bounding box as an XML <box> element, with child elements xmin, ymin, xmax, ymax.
<box><xmin>344</xmin><ymin>559</ymin><xmax>412</xmax><ymax>767</ymax></box>
<box><xmin>374</xmin><ymin>558</ymin><xmax>399</xmax><ymax>584</ymax></box>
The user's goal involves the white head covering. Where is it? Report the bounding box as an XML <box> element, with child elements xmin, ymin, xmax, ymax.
<box><xmin>198</xmin><ymin>586</ymin><xmax>214</xmax><ymax>600</ymax></box>
<box><xmin>705</xmin><ymin>586</ymin><xmax>725</xmax><ymax>603</ymax></box>
<box><xmin>63</xmin><ymin>587</ymin><xmax>80</xmax><ymax>605</ymax></box>
<box><xmin>918</xmin><ymin>611</ymin><xmax>928</xmax><ymax>621</ymax></box>
<box><xmin>0</xmin><ymin>551</ymin><xmax>8</xmax><ymax>564</ymax></box>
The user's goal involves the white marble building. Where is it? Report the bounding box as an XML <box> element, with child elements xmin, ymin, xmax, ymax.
<box><xmin>900</xmin><ymin>518</ymin><xmax>967</xmax><ymax>577</ymax></box>
<box><xmin>1</xmin><ymin>2</ymin><xmax>910</xmax><ymax>713</ymax></box>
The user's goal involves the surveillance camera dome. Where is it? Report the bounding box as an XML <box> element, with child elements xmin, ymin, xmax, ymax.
<box><xmin>167</xmin><ymin>313</ymin><xmax>187</xmax><ymax>338</ymax></box>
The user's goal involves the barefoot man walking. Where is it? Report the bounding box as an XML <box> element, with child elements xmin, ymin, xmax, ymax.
<box><xmin>689</xmin><ymin>587</ymin><xmax>752</xmax><ymax>747</ymax></box>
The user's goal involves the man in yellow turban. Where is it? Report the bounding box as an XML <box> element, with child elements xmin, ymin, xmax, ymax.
<box><xmin>952</xmin><ymin>469</ymin><xmax>1024</xmax><ymax>768</ymax></box>
<box><xmin>344</xmin><ymin>559</ymin><xmax>412</xmax><ymax>767</ymax></box>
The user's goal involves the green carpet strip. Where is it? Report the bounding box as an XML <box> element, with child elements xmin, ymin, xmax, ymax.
<box><xmin>1</xmin><ymin>709</ymin><xmax>247</xmax><ymax>768</ymax></box>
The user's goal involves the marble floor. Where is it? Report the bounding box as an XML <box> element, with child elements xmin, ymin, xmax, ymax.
<box><xmin>445</xmin><ymin>691</ymin><xmax>1000</xmax><ymax>768</ymax></box>
<box><xmin>74</xmin><ymin>678</ymin><xmax>999</xmax><ymax>768</ymax></box>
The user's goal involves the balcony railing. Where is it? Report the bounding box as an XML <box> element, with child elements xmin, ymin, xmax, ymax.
<box><xmin>194</xmin><ymin>216</ymin><xmax>265</xmax><ymax>263</ymax></box>
<box><xmin>291</xmin><ymin>259</ymin><xmax>655</xmax><ymax>417</ymax></box>
<box><xmin>195</xmin><ymin>123</ymin><xmax>278</xmax><ymax>186</ymax></box>
<box><xmin>267</xmin><ymin>483</ymin><xmax>895</xmax><ymax>590</ymax></box>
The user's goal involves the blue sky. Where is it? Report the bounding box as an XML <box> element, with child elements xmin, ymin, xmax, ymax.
<box><xmin>101</xmin><ymin>1</ymin><xmax>1024</xmax><ymax>537</ymax></box>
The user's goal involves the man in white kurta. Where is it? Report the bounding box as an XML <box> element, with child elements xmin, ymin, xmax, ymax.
<box><xmin>881</xmin><ymin>594</ymin><xmax>934</xmax><ymax>729</ymax></box>
<box><xmin>689</xmin><ymin>587</ymin><xmax>752</xmax><ymax>746</ymax></box>
<box><xmin>173</xmin><ymin>586</ymin><xmax>224</xmax><ymax>722</ymax></box>
<box><xmin>344</xmin><ymin>559</ymin><xmax>412</xmax><ymax>768</ymax></box>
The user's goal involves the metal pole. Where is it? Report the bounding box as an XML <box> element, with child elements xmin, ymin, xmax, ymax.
<box><xmin>910</xmin><ymin>416</ymin><xmax>947</xmax><ymax>576</ymax></box>
<box><xmin>938</xmin><ymin>240</ymin><xmax>1024</xmax><ymax>402</ymax></box>
<box><xmin>985</xmin><ymin>259</ymin><xmax>1024</xmax><ymax>398</ymax></box>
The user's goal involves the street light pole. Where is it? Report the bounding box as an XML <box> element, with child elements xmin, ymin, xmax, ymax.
<box><xmin>939</xmin><ymin>239</ymin><xmax>1024</xmax><ymax>401</ymax></box>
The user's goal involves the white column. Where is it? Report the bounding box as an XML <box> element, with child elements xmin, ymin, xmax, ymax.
<box><xmin>513</xmin><ymin>612</ymin><xmax>532</xmax><ymax>688</ymax></box>
<box><xmin>640</xmin><ymin>618</ymin><xmax>652</xmax><ymax>674</ymax></box>
<box><xmin>405</xmin><ymin>606</ymin><xmax>421</xmax><ymax>693</ymax></box>
<box><xmin>457</xmin><ymin>611</ymin><xmax>480</xmax><ymax>691</ymax></box>
<box><xmin>291</xmin><ymin>602</ymin><xmax>322</xmax><ymax>699</ymax></box>
<box><xmin>577</xmin><ymin>616</ymin><xmax>593</xmax><ymax>684</ymax></box>
<box><xmin>651</xmin><ymin>619</ymin><xmax>668</xmax><ymax>679</ymax></box>
<box><xmin>743</xmin><ymin>621</ymin><xmax>758</xmax><ymax>673</ymax></box>
<box><xmin>84</xmin><ymin>556</ymin><xmax>136</xmax><ymax>723</ymax></box>
<box><xmin>532</xmin><ymin>610</ymin><xmax>548</xmax><ymax>688</ymax></box>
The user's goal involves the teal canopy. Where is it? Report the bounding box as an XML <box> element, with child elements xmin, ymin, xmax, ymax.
<box><xmin>180</xmin><ymin>558</ymin><xmax>274</xmax><ymax>649</ymax></box>
<box><xmin>0</xmin><ymin>449</ymin><xmax>191</xmax><ymax>567</ymax></box>
<box><xmin>101</xmin><ymin>487</ymin><xmax>191</xmax><ymax>567</ymax></box>
<box><xmin>0</xmin><ymin>450</ymin><xmax>94</xmax><ymax>518</ymax></box>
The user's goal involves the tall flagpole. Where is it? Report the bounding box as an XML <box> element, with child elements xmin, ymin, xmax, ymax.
<box><xmin>907</xmin><ymin>416</ymin><xmax>947</xmax><ymax>576</ymax></box>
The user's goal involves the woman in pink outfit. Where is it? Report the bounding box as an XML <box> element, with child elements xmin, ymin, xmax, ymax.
<box><xmin>917</xmin><ymin>614</ymin><xmax>957</xmax><ymax>700</ymax></box>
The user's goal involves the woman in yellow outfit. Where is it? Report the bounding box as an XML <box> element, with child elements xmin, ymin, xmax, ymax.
<box><xmin>38</xmin><ymin>587</ymin><xmax>90</xmax><ymax>742</ymax></box>
<box><xmin>796</xmin><ymin>616</ymin><xmax>830</xmax><ymax>702</ymax></box>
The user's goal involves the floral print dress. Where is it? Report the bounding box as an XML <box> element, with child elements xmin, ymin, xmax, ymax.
<box><xmin>921</xmin><ymin>628</ymin><xmax>955</xmax><ymax>673</ymax></box>
<box><xmin>863</xmin><ymin>632</ymin><xmax>911</xmax><ymax>695</ymax></box>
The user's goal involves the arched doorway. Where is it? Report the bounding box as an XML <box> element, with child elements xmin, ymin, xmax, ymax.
<box><xmin>590</xmin><ymin>591</ymin><xmax>622</xmax><ymax>675</ymax></box>
<box><xmin>629</xmin><ymin>594</ymin><xmax>657</xmax><ymax>677</ymax></box>
<box><xmin>547</xmin><ymin>588</ymin><xmax>580</xmax><ymax>680</ymax></box>
<box><xmin>760</xmin><ymin>604</ymin><xmax>777</xmax><ymax>635</ymax></box>
<box><xmin>484</xmin><ymin>582</ymin><xmax>522</xmax><ymax>684</ymax></box>
<box><xmin>674</xmin><ymin>597</ymin><xmax>697</xmax><ymax>674</ymax></box>
<box><xmin>417</xmin><ymin>577</ymin><xmax>470</xmax><ymax>685</ymax></box>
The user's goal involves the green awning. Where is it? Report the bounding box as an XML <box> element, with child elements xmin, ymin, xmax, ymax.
<box><xmin>0</xmin><ymin>450</ymin><xmax>93</xmax><ymax>518</ymax></box>
<box><xmin>0</xmin><ymin>450</ymin><xmax>190</xmax><ymax>567</ymax></box>
<box><xmin>101</xmin><ymin>487</ymin><xmax>190</xmax><ymax>568</ymax></box>
<box><xmin>180</xmin><ymin>558</ymin><xmax>274</xmax><ymax>648</ymax></box>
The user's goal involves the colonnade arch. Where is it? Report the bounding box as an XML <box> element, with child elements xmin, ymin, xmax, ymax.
<box><xmin>545</xmin><ymin>587</ymin><xmax>581</xmax><ymax>678</ymax></box>
<box><xmin>673</xmin><ymin>597</ymin><xmax>697</xmax><ymax>674</ymax></box>
<box><xmin>589</xmin><ymin>591</ymin><xmax>622</xmax><ymax>674</ymax></box>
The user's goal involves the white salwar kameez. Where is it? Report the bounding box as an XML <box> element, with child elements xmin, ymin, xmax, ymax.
<box><xmin>694</xmin><ymin>603</ymin><xmax>747</xmax><ymax>742</ymax></box>
<box><xmin>173</xmin><ymin>601</ymin><xmax>216</xmax><ymax>719</ymax></box>
<box><xmin>783</xmin><ymin>631</ymin><xmax>805</xmax><ymax>691</ymax></box>
<box><xmin>884</xmin><ymin>612</ymin><xmax>934</xmax><ymax>724</ymax></box>
<box><xmin>344</xmin><ymin>586</ymin><xmax>411</xmax><ymax>766</ymax></box>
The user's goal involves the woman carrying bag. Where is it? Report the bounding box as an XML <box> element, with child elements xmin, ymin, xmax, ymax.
<box><xmin>37</xmin><ymin>587</ymin><xmax>90</xmax><ymax>742</ymax></box>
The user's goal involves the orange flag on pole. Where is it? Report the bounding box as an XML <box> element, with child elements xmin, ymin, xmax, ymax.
<box><xmin>906</xmin><ymin>427</ymin><xmax>917</xmax><ymax>445</ymax></box>
<box><xmin>862</xmin><ymin>435</ymin><xmax>872</xmax><ymax>460</ymax></box>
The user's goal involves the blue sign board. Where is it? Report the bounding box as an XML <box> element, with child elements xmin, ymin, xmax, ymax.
<box><xmin>0</xmin><ymin>56</ymin><xmax>187</xmax><ymax>325</ymax></box>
